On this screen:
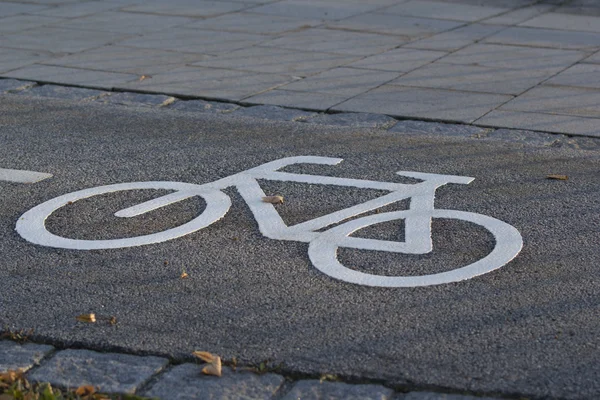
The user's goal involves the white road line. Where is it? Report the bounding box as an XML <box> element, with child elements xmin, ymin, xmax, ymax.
<box><xmin>0</xmin><ymin>168</ymin><xmax>52</xmax><ymax>183</ymax></box>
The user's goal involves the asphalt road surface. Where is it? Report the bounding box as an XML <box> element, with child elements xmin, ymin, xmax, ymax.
<box><xmin>1</xmin><ymin>95</ymin><xmax>599</xmax><ymax>399</ymax></box>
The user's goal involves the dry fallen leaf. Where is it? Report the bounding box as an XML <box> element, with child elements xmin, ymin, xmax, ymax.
<box><xmin>262</xmin><ymin>195</ymin><xmax>284</xmax><ymax>204</ymax></box>
<box><xmin>547</xmin><ymin>174</ymin><xmax>568</xmax><ymax>180</ymax></box>
<box><xmin>109</xmin><ymin>316</ymin><xmax>117</xmax><ymax>325</ymax></box>
<box><xmin>202</xmin><ymin>361</ymin><xmax>222</xmax><ymax>377</ymax></box>
<box><xmin>76</xmin><ymin>314</ymin><xmax>96</xmax><ymax>323</ymax></box>
<box><xmin>193</xmin><ymin>351</ymin><xmax>222</xmax><ymax>377</ymax></box>
<box><xmin>0</xmin><ymin>370</ymin><xmax>25</xmax><ymax>385</ymax></box>
<box><xmin>192</xmin><ymin>351</ymin><xmax>217</xmax><ymax>363</ymax></box>
<box><xmin>181</xmin><ymin>271</ymin><xmax>189</xmax><ymax>279</ymax></box>
<box><xmin>139</xmin><ymin>75</ymin><xmax>152</xmax><ymax>81</ymax></box>
<box><xmin>75</xmin><ymin>385</ymin><xmax>96</xmax><ymax>396</ymax></box>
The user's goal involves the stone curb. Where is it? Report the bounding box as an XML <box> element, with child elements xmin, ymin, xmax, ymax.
<box><xmin>2</xmin><ymin>79</ymin><xmax>599</xmax><ymax>151</ymax></box>
<box><xmin>0</xmin><ymin>340</ymin><xmax>508</xmax><ymax>400</ymax></box>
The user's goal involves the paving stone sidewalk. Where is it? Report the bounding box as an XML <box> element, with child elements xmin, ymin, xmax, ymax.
<box><xmin>0</xmin><ymin>340</ymin><xmax>505</xmax><ymax>399</ymax></box>
<box><xmin>1</xmin><ymin>0</ymin><xmax>600</xmax><ymax>137</ymax></box>
<box><xmin>3</xmin><ymin>80</ymin><xmax>599</xmax><ymax>151</ymax></box>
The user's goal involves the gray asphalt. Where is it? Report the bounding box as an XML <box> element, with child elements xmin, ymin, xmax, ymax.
<box><xmin>1</xmin><ymin>95</ymin><xmax>599</xmax><ymax>399</ymax></box>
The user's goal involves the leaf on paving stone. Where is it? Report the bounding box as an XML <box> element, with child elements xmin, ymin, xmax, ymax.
<box><xmin>139</xmin><ymin>75</ymin><xmax>152</xmax><ymax>81</ymax></box>
<box><xmin>193</xmin><ymin>351</ymin><xmax>222</xmax><ymax>377</ymax></box>
<box><xmin>201</xmin><ymin>357</ymin><xmax>222</xmax><ymax>377</ymax></box>
<box><xmin>192</xmin><ymin>351</ymin><xmax>217</xmax><ymax>363</ymax></box>
<box><xmin>262</xmin><ymin>195</ymin><xmax>284</xmax><ymax>204</ymax></box>
<box><xmin>547</xmin><ymin>174</ymin><xmax>568</xmax><ymax>180</ymax></box>
<box><xmin>76</xmin><ymin>314</ymin><xmax>96</xmax><ymax>323</ymax></box>
<box><xmin>75</xmin><ymin>385</ymin><xmax>97</xmax><ymax>396</ymax></box>
<box><xmin>0</xmin><ymin>370</ymin><xmax>25</xmax><ymax>384</ymax></box>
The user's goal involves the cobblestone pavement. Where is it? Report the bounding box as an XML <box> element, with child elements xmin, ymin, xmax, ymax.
<box><xmin>1</xmin><ymin>0</ymin><xmax>600</xmax><ymax>137</ymax></box>
<box><xmin>0</xmin><ymin>339</ymin><xmax>505</xmax><ymax>399</ymax></box>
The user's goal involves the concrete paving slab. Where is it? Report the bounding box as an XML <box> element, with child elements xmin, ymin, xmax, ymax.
<box><xmin>31</xmin><ymin>1</ymin><xmax>126</xmax><ymax>18</ymax></box>
<box><xmin>326</xmin><ymin>13</ymin><xmax>463</xmax><ymax>38</ymax></box>
<box><xmin>117</xmin><ymin>28</ymin><xmax>270</xmax><ymax>56</ymax></box>
<box><xmin>0</xmin><ymin>14</ymin><xmax>64</xmax><ymax>35</ymax></box>
<box><xmin>480</xmin><ymin>4</ymin><xmax>554</xmax><ymax>25</ymax></box>
<box><xmin>1</xmin><ymin>95</ymin><xmax>599</xmax><ymax>400</ymax></box>
<box><xmin>122</xmin><ymin>0</ymin><xmax>252</xmax><ymax>17</ymax></box>
<box><xmin>438</xmin><ymin>43</ymin><xmax>587</xmax><ymax>69</ymax></box>
<box><xmin>384</xmin><ymin>0</ymin><xmax>508</xmax><ymax>22</ymax></box>
<box><xmin>191</xmin><ymin>46</ymin><xmax>360</xmax><ymax>77</ymax></box>
<box><xmin>41</xmin><ymin>46</ymin><xmax>208</xmax><ymax>76</ymax></box>
<box><xmin>0</xmin><ymin>341</ymin><xmax>54</xmax><ymax>373</ymax></box>
<box><xmin>0</xmin><ymin>26</ymin><xmax>130</xmax><ymax>53</ymax></box>
<box><xmin>0</xmin><ymin>47</ymin><xmax>56</xmax><ymax>74</ymax></box>
<box><xmin>332</xmin><ymin>85</ymin><xmax>512</xmax><ymax>123</ymax></box>
<box><xmin>120</xmin><ymin>66</ymin><xmax>294</xmax><ymax>101</ymax></box>
<box><xmin>0</xmin><ymin>2</ymin><xmax>50</xmax><ymax>17</ymax></box>
<box><xmin>244</xmin><ymin>89</ymin><xmax>348</xmax><ymax>110</ymax></box>
<box><xmin>282</xmin><ymin>380</ymin><xmax>394</xmax><ymax>400</ymax></box>
<box><xmin>184</xmin><ymin>12</ymin><xmax>322</xmax><ymax>35</ymax></box>
<box><xmin>347</xmin><ymin>48</ymin><xmax>446</xmax><ymax>72</ymax></box>
<box><xmin>403</xmin><ymin>23</ymin><xmax>504</xmax><ymax>52</ymax></box>
<box><xmin>543</xmin><ymin>63</ymin><xmax>600</xmax><ymax>89</ymax></box>
<box><xmin>142</xmin><ymin>364</ymin><xmax>285</xmax><ymax>400</ymax></box>
<box><xmin>521</xmin><ymin>12</ymin><xmax>600</xmax><ymax>33</ymax></box>
<box><xmin>55</xmin><ymin>11</ymin><xmax>195</xmax><ymax>34</ymax></box>
<box><xmin>483</xmin><ymin>26</ymin><xmax>600</xmax><ymax>50</ymax></box>
<box><xmin>392</xmin><ymin>62</ymin><xmax>559</xmax><ymax>95</ymax></box>
<box><xmin>4</xmin><ymin>64</ymin><xmax>139</xmax><ymax>90</ymax></box>
<box><xmin>586</xmin><ymin>50</ymin><xmax>600</xmax><ymax>63</ymax></box>
<box><xmin>259</xmin><ymin>28</ymin><xmax>406</xmax><ymax>56</ymax></box>
<box><xmin>279</xmin><ymin>67</ymin><xmax>400</xmax><ymax>97</ymax></box>
<box><xmin>28</xmin><ymin>349</ymin><xmax>168</xmax><ymax>394</ymax></box>
<box><xmin>249</xmin><ymin>0</ymin><xmax>383</xmax><ymax>20</ymax></box>
<box><xmin>554</xmin><ymin>4</ymin><xmax>600</xmax><ymax>18</ymax></box>
<box><xmin>475</xmin><ymin>110</ymin><xmax>600</xmax><ymax>137</ymax></box>
<box><xmin>500</xmin><ymin>85</ymin><xmax>600</xmax><ymax>118</ymax></box>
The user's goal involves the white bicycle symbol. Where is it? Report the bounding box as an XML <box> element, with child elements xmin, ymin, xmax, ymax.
<box><xmin>16</xmin><ymin>156</ymin><xmax>522</xmax><ymax>287</ymax></box>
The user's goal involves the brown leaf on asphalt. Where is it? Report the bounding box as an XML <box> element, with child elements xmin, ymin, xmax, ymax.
<box><xmin>76</xmin><ymin>314</ymin><xmax>96</xmax><ymax>323</ymax></box>
<box><xmin>181</xmin><ymin>271</ymin><xmax>189</xmax><ymax>279</ymax></box>
<box><xmin>75</xmin><ymin>385</ymin><xmax>96</xmax><ymax>396</ymax></box>
<box><xmin>262</xmin><ymin>195</ymin><xmax>284</xmax><ymax>204</ymax></box>
<box><xmin>139</xmin><ymin>75</ymin><xmax>152</xmax><ymax>81</ymax></box>
<box><xmin>547</xmin><ymin>174</ymin><xmax>568</xmax><ymax>180</ymax></box>
<box><xmin>109</xmin><ymin>316</ymin><xmax>117</xmax><ymax>325</ymax></box>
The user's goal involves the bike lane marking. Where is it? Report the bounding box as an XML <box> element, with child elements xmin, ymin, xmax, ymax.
<box><xmin>14</xmin><ymin>156</ymin><xmax>524</xmax><ymax>288</ymax></box>
<box><xmin>0</xmin><ymin>168</ymin><xmax>52</xmax><ymax>183</ymax></box>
